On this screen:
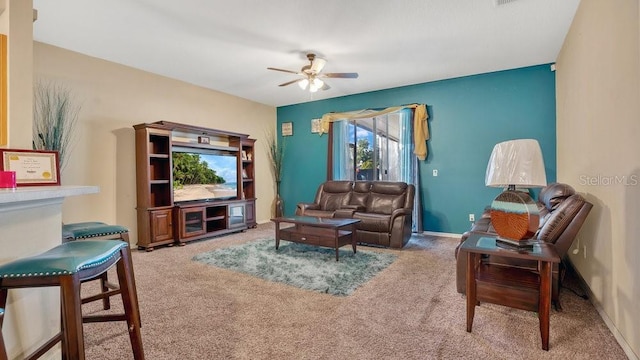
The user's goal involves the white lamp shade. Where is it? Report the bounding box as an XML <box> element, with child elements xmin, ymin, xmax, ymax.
<box><xmin>485</xmin><ymin>139</ymin><xmax>547</xmax><ymax>188</ymax></box>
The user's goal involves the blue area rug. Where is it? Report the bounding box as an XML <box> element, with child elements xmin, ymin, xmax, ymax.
<box><xmin>193</xmin><ymin>238</ymin><xmax>396</xmax><ymax>296</ymax></box>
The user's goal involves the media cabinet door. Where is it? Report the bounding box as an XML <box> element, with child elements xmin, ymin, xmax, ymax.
<box><xmin>228</xmin><ymin>203</ymin><xmax>246</xmax><ymax>229</ymax></box>
<box><xmin>179</xmin><ymin>206</ymin><xmax>207</xmax><ymax>239</ymax></box>
<box><xmin>245</xmin><ymin>200</ymin><xmax>256</xmax><ymax>228</ymax></box>
<box><xmin>150</xmin><ymin>209</ymin><xmax>173</xmax><ymax>242</ymax></box>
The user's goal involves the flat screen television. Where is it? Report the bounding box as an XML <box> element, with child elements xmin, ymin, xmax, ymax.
<box><xmin>172</xmin><ymin>147</ymin><xmax>238</xmax><ymax>203</ymax></box>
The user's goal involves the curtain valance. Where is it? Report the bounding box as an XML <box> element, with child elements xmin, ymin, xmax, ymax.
<box><xmin>319</xmin><ymin>104</ymin><xmax>429</xmax><ymax>160</ymax></box>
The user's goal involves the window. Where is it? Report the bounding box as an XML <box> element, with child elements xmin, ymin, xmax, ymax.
<box><xmin>329</xmin><ymin>108</ymin><xmax>421</xmax><ymax>232</ymax></box>
<box><xmin>331</xmin><ymin>111</ymin><xmax>408</xmax><ymax>182</ymax></box>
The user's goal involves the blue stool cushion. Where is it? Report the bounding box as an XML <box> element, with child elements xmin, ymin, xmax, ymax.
<box><xmin>0</xmin><ymin>240</ymin><xmax>127</xmax><ymax>278</ymax></box>
<box><xmin>62</xmin><ymin>222</ymin><xmax>128</xmax><ymax>240</ymax></box>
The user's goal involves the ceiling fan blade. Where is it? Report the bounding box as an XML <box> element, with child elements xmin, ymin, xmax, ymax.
<box><xmin>267</xmin><ymin>67</ymin><xmax>300</xmax><ymax>75</ymax></box>
<box><xmin>310</xmin><ymin>58</ymin><xmax>327</xmax><ymax>73</ymax></box>
<box><xmin>321</xmin><ymin>83</ymin><xmax>331</xmax><ymax>91</ymax></box>
<box><xmin>278</xmin><ymin>78</ymin><xmax>304</xmax><ymax>87</ymax></box>
<box><xmin>322</xmin><ymin>72</ymin><xmax>359</xmax><ymax>79</ymax></box>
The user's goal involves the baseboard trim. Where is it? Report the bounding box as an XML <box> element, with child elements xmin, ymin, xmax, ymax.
<box><xmin>566</xmin><ymin>260</ymin><xmax>638</xmax><ymax>360</ymax></box>
<box><xmin>421</xmin><ymin>231</ymin><xmax>462</xmax><ymax>239</ymax></box>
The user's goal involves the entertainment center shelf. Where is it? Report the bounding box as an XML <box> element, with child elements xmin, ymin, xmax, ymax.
<box><xmin>134</xmin><ymin>121</ymin><xmax>256</xmax><ymax>251</ymax></box>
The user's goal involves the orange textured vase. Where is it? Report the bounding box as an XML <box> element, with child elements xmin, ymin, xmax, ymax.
<box><xmin>490</xmin><ymin>190</ymin><xmax>539</xmax><ymax>241</ymax></box>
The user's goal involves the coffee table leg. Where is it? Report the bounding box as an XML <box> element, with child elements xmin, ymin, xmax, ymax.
<box><xmin>334</xmin><ymin>228</ymin><xmax>340</xmax><ymax>261</ymax></box>
<box><xmin>351</xmin><ymin>224</ymin><xmax>357</xmax><ymax>254</ymax></box>
<box><xmin>275</xmin><ymin>222</ymin><xmax>280</xmax><ymax>250</ymax></box>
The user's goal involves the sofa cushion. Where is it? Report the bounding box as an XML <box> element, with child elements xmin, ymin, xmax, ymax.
<box><xmin>319</xmin><ymin>193</ymin><xmax>350</xmax><ymax>211</ymax></box>
<box><xmin>302</xmin><ymin>209</ymin><xmax>335</xmax><ymax>218</ymax></box>
<box><xmin>539</xmin><ymin>183</ymin><xmax>575</xmax><ymax>211</ymax></box>
<box><xmin>366</xmin><ymin>194</ymin><xmax>404</xmax><ymax>214</ymax></box>
<box><xmin>370</xmin><ymin>181</ymin><xmax>408</xmax><ymax>195</ymax></box>
<box><xmin>353</xmin><ymin>212</ymin><xmax>391</xmax><ymax>232</ymax></box>
<box><xmin>366</xmin><ymin>182</ymin><xmax>408</xmax><ymax>214</ymax></box>
<box><xmin>316</xmin><ymin>181</ymin><xmax>352</xmax><ymax>211</ymax></box>
<box><xmin>322</xmin><ymin>181</ymin><xmax>353</xmax><ymax>193</ymax></box>
<box><xmin>350</xmin><ymin>181</ymin><xmax>371</xmax><ymax>208</ymax></box>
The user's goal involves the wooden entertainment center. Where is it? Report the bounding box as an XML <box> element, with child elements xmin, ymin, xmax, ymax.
<box><xmin>134</xmin><ymin>121</ymin><xmax>256</xmax><ymax>251</ymax></box>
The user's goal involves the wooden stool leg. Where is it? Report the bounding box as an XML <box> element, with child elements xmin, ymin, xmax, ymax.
<box><xmin>60</xmin><ymin>275</ymin><xmax>85</xmax><ymax>360</ymax></box>
<box><xmin>119</xmin><ymin>232</ymin><xmax>142</xmax><ymax>327</ymax></box>
<box><xmin>98</xmin><ymin>272</ymin><xmax>111</xmax><ymax>310</ymax></box>
<box><xmin>116</xmin><ymin>248</ymin><xmax>145</xmax><ymax>360</ymax></box>
<box><xmin>59</xmin><ymin>288</ymin><xmax>69</xmax><ymax>360</ymax></box>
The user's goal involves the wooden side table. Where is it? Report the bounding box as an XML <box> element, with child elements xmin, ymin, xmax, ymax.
<box><xmin>461</xmin><ymin>233</ymin><xmax>560</xmax><ymax>351</ymax></box>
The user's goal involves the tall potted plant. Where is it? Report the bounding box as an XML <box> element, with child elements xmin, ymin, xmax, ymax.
<box><xmin>266</xmin><ymin>129</ymin><xmax>285</xmax><ymax>217</ymax></box>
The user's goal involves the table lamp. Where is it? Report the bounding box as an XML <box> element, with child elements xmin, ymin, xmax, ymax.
<box><xmin>485</xmin><ymin>139</ymin><xmax>547</xmax><ymax>246</ymax></box>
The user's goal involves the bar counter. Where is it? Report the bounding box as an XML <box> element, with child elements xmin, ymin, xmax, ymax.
<box><xmin>0</xmin><ymin>185</ymin><xmax>98</xmax><ymax>359</ymax></box>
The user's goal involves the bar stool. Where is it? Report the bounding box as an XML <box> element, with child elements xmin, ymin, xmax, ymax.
<box><xmin>0</xmin><ymin>240</ymin><xmax>144</xmax><ymax>360</ymax></box>
<box><xmin>62</xmin><ymin>222</ymin><xmax>133</xmax><ymax>311</ymax></box>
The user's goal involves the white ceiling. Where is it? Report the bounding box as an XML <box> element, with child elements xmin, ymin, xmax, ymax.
<box><xmin>32</xmin><ymin>0</ymin><xmax>580</xmax><ymax>107</ymax></box>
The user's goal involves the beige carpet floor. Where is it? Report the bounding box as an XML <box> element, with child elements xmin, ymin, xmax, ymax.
<box><xmin>81</xmin><ymin>223</ymin><xmax>627</xmax><ymax>359</ymax></box>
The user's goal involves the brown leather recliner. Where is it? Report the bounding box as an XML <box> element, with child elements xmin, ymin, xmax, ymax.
<box><xmin>296</xmin><ymin>181</ymin><xmax>415</xmax><ymax>248</ymax></box>
<box><xmin>454</xmin><ymin>183</ymin><xmax>593</xmax><ymax>308</ymax></box>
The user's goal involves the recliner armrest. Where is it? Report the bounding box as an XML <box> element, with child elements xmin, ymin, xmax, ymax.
<box><xmin>334</xmin><ymin>209</ymin><xmax>356</xmax><ymax>218</ymax></box>
<box><xmin>341</xmin><ymin>204</ymin><xmax>366</xmax><ymax>211</ymax></box>
<box><xmin>389</xmin><ymin>208</ymin><xmax>412</xmax><ymax>229</ymax></box>
<box><xmin>296</xmin><ymin>202</ymin><xmax>320</xmax><ymax>215</ymax></box>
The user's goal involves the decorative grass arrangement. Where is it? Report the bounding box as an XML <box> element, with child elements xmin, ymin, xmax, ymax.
<box><xmin>265</xmin><ymin>129</ymin><xmax>285</xmax><ymax>216</ymax></box>
<box><xmin>32</xmin><ymin>81</ymin><xmax>81</xmax><ymax>171</ymax></box>
<box><xmin>193</xmin><ymin>238</ymin><xmax>397</xmax><ymax>296</ymax></box>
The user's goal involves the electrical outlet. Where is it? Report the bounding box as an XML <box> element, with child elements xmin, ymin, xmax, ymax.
<box><xmin>432</xmin><ymin>169</ymin><xmax>438</xmax><ymax>177</ymax></box>
<box><xmin>469</xmin><ymin>214</ymin><xmax>475</xmax><ymax>222</ymax></box>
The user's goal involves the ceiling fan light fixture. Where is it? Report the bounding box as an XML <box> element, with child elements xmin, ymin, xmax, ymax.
<box><xmin>312</xmin><ymin>78</ymin><xmax>324</xmax><ymax>89</ymax></box>
<box><xmin>268</xmin><ymin>53</ymin><xmax>358</xmax><ymax>92</ymax></box>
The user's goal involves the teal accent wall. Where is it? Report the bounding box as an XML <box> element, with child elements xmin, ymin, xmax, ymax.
<box><xmin>277</xmin><ymin>65</ymin><xmax>556</xmax><ymax>234</ymax></box>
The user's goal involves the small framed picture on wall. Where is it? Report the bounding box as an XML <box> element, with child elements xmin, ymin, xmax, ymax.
<box><xmin>281</xmin><ymin>122</ymin><xmax>293</xmax><ymax>136</ymax></box>
<box><xmin>311</xmin><ymin>119</ymin><xmax>321</xmax><ymax>133</ymax></box>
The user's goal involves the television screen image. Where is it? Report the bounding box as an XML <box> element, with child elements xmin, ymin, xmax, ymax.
<box><xmin>172</xmin><ymin>149</ymin><xmax>237</xmax><ymax>203</ymax></box>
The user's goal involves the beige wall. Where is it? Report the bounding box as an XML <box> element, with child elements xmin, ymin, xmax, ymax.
<box><xmin>0</xmin><ymin>0</ymin><xmax>34</xmax><ymax>148</ymax></box>
<box><xmin>556</xmin><ymin>0</ymin><xmax>640</xmax><ymax>358</ymax></box>
<box><xmin>34</xmin><ymin>42</ymin><xmax>277</xmax><ymax>246</ymax></box>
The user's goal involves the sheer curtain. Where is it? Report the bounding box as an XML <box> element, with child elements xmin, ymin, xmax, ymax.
<box><xmin>332</xmin><ymin>120</ymin><xmax>350</xmax><ymax>180</ymax></box>
<box><xmin>398</xmin><ymin>109</ymin><xmax>423</xmax><ymax>233</ymax></box>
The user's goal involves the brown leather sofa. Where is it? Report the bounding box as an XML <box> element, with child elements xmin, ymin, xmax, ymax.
<box><xmin>296</xmin><ymin>181</ymin><xmax>415</xmax><ymax>248</ymax></box>
<box><xmin>454</xmin><ymin>183</ymin><xmax>593</xmax><ymax>308</ymax></box>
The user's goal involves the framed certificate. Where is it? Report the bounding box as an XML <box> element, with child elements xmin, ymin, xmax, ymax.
<box><xmin>0</xmin><ymin>149</ymin><xmax>60</xmax><ymax>186</ymax></box>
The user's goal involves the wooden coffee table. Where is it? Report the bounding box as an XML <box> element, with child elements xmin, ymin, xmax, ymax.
<box><xmin>270</xmin><ymin>216</ymin><xmax>360</xmax><ymax>261</ymax></box>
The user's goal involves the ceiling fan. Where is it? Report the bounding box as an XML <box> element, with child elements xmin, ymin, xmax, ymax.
<box><xmin>267</xmin><ymin>53</ymin><xmax>359</xmax><ymax>92</ymax></box>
